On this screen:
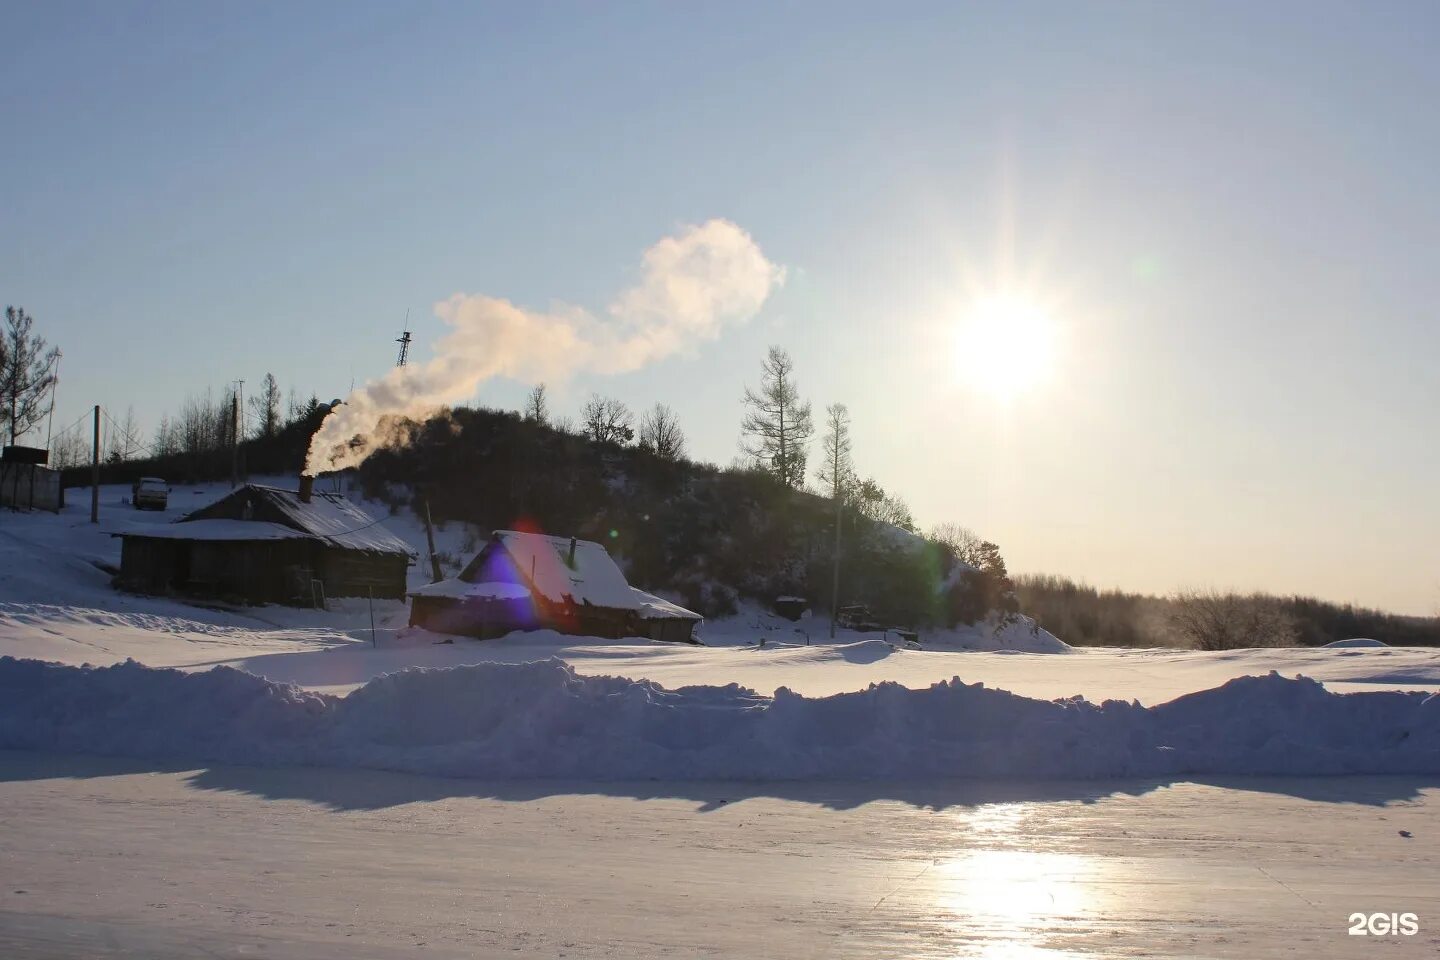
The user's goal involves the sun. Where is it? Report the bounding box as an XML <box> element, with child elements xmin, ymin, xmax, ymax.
<box><xmin>954</xmin><ymin>293</ymin><xmax>1057</xmax><ymax>400</ymax></box>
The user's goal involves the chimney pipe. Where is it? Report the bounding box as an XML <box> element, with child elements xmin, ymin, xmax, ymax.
<box><xmin>568</xmin><ymin>536</ymin><xmax>577</xmax><ymax>566</ymax></box>
<box><xmin>299</xmin><ymin>474</ymin><xmax>314</xmax><ymax>504</ymax></box>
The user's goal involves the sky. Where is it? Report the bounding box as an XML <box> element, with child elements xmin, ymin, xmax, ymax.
<box><xmin>3</xmin><ymin>1</ymin><xmax>1438</xmax><ymax>614</ymax></box>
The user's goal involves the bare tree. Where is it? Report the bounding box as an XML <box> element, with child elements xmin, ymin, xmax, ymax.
<box><xmin>153</xmin><ymin>415</ymin><xmax>180</xmax><ymax>458</ymax></box>
<box><xmin>638</xmin><ymin>403</ymin><xmax>686</xmax><ymax>460</ymax></box>
<box><xmin>524</xmin><ymin>384</ymin><xmax>550</xmax><ymax>424</ymax></box>
<box><xmin>932</xmin><ymin>522</ymin><xmax>986</xmax><ymax>567</ymax></box>
<box><xmin>248</xmin><ymin>373</ymin><xmax>281</xmax><ymax>439</ymax></box>
<box><xmin>50</xmin><ymin>426</ymin><xmax>88</xmax><ymax>469</ymax></box>
<box><xmin>104</xmin><ymin>407</ymin><xmax>139</xmax><ymax>463</ymax></box>
<box><xmin>180</xmin><ymin>389</ymin><xmax>222</xmax><ymax>458</ymax></box>
<box><xmin>120</xmin><ymin>406</ymin><xmax>140</xmax><ymax>460</ymax></box>
<box><xmin>1169</xmin><ymin>590</ymin><xmax>1299</xmax><ymax>650</ymax></box>
<box><xmin>1</xmin><ymin>306</ymin><xmax>60</xmax><ymax>446</ymax></box>
<box><xmin>853</xmin><ymin>477</ymin><xmax>916</xmax><ymax>532</ymax></box>
<box><xmin>581</xmin><ymin>394</ymin><xmax>634</xmax><ymax>444</ymax></box>
<box><xmin>741</xmin><ymin>346</ymin><xmax>812</xmax><ymax>488</ymax></box>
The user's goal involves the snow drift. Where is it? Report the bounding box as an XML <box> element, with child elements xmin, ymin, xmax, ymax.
<box><xmin>2</xmin><ymin>656</ymin><xmax>1438</xmax><ymax>780</ymax></box>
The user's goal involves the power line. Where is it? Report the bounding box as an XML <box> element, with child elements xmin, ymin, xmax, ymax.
<box><xmin>46</xmin><ymin>409</ymin><xmax>94</xmax><ymax>445</ymax></box>
<box><xmin>100</xmin><ymin>407</ymin><xmax>162</xmax><ymax>461</ymax></box>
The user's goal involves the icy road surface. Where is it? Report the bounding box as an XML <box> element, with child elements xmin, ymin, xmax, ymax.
<box><xmin>0</xmin><ymin>752</ymin><xmax>1436</xmax><ymax>959</ymax></box>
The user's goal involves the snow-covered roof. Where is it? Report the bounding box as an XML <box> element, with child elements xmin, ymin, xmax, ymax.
<box><xmin>250</xmin><ymin>486</ymin><xmax>413</xmax><ymax>555</ymax></box>
<box><xmin>632</xmin><ymin>589</ymin><xmax>702</xmax><ymax>622</ymax></box>
<box><xmin>174</xmin><ymin>485</ymin><xmax>414</xmax><ymax>557</ymax></box>
<box><xmin>116</xmin><ymin>519</ymin><xmax>309</xmax><ymax>542</ymax></box>
<box><xmin>410</xmin><ymin>578</ymin><xmax>532</xmax><ymax>601</ymax></box>
<box><xmin>491</xmin><ymin>530</ymin><xmax>640</xmax><ymax>611</ymax></box>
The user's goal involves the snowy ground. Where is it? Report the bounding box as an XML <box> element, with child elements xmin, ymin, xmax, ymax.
<box><xmin>1</xmin><ymin>752</ymin><xmax>1436</xmax><ymax>959</ymax></box>
<box><xmin>4</xmin><ymin>479</ymin><xmax>1440</xmax><ymax>704</ymax></box>
<box><xmin>4</xmin><ymin>481</ymin><xmax>1440</xmax><ymax>956</ymax></box>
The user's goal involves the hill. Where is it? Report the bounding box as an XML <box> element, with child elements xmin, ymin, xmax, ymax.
<box><xmin>62</xmin><ymin>404</ymin><xmax>1016</xmax><ymax>631</ymax></box>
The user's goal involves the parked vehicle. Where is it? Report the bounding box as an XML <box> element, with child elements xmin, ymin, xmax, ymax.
<box><xmin>132</xmin><ymin>477</ymin><xmax>169</xmax><ymax>511</ymax></box>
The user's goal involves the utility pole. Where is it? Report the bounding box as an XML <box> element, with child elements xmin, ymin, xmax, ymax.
<box><xmin>236</xmin><ymin>379</ymin><xmax>246</xmax><ymax>482</ymax></box>
<box><xmin>230</xmin><ymin>390</ymin><xmax>239</xmax><ymax>489</ymax></box>
<box><xmin>830</xmin><ymin>495</ymin><xmax>842</xmax><ymax>639</ymax></box>
<box><xmin>44</xmin><ymin>350</ymin><xmax>62</xmax><ymax>453</ymax></box>
<box><xmin>422</xmin><ymin>498</ymin><xmax>443</xmax><ymax>583</ymax></box>
<box><xmin>90</xmin><ymin>405</ymin><xmax>99</xmax><ymax>523</ymax></box>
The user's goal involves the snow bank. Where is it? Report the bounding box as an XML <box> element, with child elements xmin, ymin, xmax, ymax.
<box><xmin>700</xmin><ymin>603</ymin><xmax>1069</xmax><ymax>654</ymax></box>
<box><xmin>3</xmin><ymin>657</ymin><xmax>1438</xmax><ymax>780</ymax></box>
<box><xmin>1322</xmin><ymin>638</ymin><xmax>1388</xmax><ymax>649</ymax></box>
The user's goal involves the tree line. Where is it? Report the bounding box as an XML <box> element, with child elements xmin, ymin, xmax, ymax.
<box><xmin>507</xmin><ymin>344</ymin><xmax>1018</xmax><ymax>630</ymax></box>
<box><xmin>1016</xmin><ymin>574</ymin><xmax>1440</xmax><ymax>648</ymax></box>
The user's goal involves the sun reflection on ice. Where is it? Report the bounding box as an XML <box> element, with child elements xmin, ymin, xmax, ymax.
<box><xmin>933</xmin><ymin>849</ymin><xmax>1102</xmax><ymax>958</ymax></box>
<box><xmin>920</xmin><ymin>803</ymin><xmax>1111</xmax><ymax>959</ymax></box>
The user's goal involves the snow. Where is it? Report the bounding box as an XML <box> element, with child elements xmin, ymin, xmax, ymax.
<box><xmin>489</xmin><ymin>529</ymin><xmax>640</xmax><ymax>610</ymax></box>
<box><xmin>6</xmin><ymin>754</ymin><xmax>1436</xmax><ymax>960</ymax></box>
<box><xmin>5</xmin><ymin>478</ymin><xmax>1440</xmax><ymax>744</ymax></box>
<box><xmin>1324</xmin><ymin>637</ymin><xmax>1389</xmax><ymax>648</ymax></box>
<box><xmin>3</xmin><ymin>655</ymin><xmax>1439</xmax><ymax>781</ymax></box>
<box><xmin>699</xmin><ymin>601</ymin><xmax>1069</xmax><ymax>653</ymax></box>
<box><xmin>209</xmin><ymin>484</ymin><xmax>415</xmax><ymax>556</ymax></box>
<box><xmin>8</xmin><ymin>480</ymin><xmax>1440</xmax><ymax>956</ymax></box>
<box><xmin>109</xmin><ymin>518</ymin><xmax>308</xmax><ymax>541</ymax></box>
<box><xmin>408</xmin><ymin>578</ymin><xmax>532</xmax><ymax>600</ymax></box>
<box><xmin>633</xmin><ymin>588</ymin><xmax>701</xmax><ymax>621</ymax></box>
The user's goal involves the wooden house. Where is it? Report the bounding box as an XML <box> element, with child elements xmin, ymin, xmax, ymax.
<box><xmin>409</xmin><ymin>530</ymin><xmax>702</xmax><ymax>643</ymax></box>
<box><xmin>115</xmin><ymin>480</ymin><xmax>413</xmax><ymax>605</ymax></box>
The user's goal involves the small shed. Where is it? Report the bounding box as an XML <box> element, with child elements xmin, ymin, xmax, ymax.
<box><xmin>116</xmin><ymin>483</ymin><xmax>413</xmax><ymax>604</ymax></box>
<box><xmin>772</xmin><ymin>595</ymin><xmax>808</xmax><ymax>622</ymax></box>
<box><xmin>634</xmin><ymin>590</ymin><xmax>703</xmax><ymax>644</ymax></box>
<box><xmin>1</xmin><ymin>446</ymin><xmax>62</xmax><ymax>512</ymax></box>
<box><xmin>409</xmin><ymin>529</ymin><xmax>702</xmax><ymax>642</ymax></box>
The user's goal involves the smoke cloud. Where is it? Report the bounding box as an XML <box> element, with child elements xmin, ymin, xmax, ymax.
<box><xmin>305</xmin><ymin>219</ymin><xmax>784</xmax><ymax>474</ymax></box>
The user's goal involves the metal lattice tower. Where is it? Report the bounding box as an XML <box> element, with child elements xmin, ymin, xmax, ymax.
<box><xmin>395</xmin><ymin>330</ymin><xmax>412</xmax><ymax>367</ymax></box>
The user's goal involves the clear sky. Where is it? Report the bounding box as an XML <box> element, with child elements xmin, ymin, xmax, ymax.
<box><xmin>4</xmin><ymin>1</ymin><xmax>1438</xmax><ymax>613</ymax></box>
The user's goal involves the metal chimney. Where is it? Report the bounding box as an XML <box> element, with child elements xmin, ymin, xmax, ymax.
<box><xmin>299</xmin><ymin>475</ymin><xmax>314</xmax><ymax>504</ymax></box>
<box><xmin>568</xmin><ymin>536</ymin><xmax>577</xmax><ymax>566</ymax></box>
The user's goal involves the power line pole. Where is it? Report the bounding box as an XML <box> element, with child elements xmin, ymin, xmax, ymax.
<box><xmin>90</xmin><ymin>405</ymin><xmax>99</xmax><ymax>524</ymax></box>
<box><xmin>396</xmin><ymin>329</ymin><xmax>412</xmax><ymax>367</ymax></box>
<box><xmin>230</xmin><ymin>390</ymin><xmax>239</xmax><ymax>489</ymax></box>
<box><xmin>44</xmin><ymin>350</ymin><xmax>62</xmax><ymax>453</ymax></box>
<box><xmin>830</xmin><ymin>494</ymin><xmax>842</xmax><ymax>639</ymax></box>
<box><xmin>236</xmin><ymin>380</ymin><xmax>246</xmax><ymax>482</ymax></box>
<box><xmin>422</xmin><ymin>497</ymin><xmax>443</xmax><ymax>583</ymax></box>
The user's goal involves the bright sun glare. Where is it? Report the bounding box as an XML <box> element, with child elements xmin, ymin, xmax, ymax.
<box><xmin>955</xmin><ymin>294</ymin><xmax>1057</xmax><ymax>400</ymax></box>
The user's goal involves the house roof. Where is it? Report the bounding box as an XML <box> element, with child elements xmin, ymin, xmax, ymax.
<box><xmin>115</xmin><ymin>519</ymin><xmax>309</xmax><ymax>542</ymax></box>
<box><xmin>409</xmin><ymin>578</ymin><xmax>532</xmax><ymax>601</ymax></box>
<box><xmin>247</xmin><ymin>485</ymin><xmax>413</xmax><ymax>555</ymax></box>
<box><xmin>632</xmin><ymin>589</ymin><xmax>702</xmax><ymax>622</ymax></box>
<box><xmin>486</xmin><ymin>530</ymin><xmax>641</xmax><ymax>611</ymax></box>
<box><xmin>147</xmin><ymin>484</ymin><xmax>415</xmax><ymax>557</ymax></box>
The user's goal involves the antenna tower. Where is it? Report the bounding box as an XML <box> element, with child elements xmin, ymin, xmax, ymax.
<box><xmin>395</xmin><ymin>308</ymin><xmax>412</xmax><ymax>367</ymax></box>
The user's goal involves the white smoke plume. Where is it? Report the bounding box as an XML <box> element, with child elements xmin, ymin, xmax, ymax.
<box><xmin>305</xmin><ymin>219</ymin><xmax>785</xmax><ymax>474</ymax></box>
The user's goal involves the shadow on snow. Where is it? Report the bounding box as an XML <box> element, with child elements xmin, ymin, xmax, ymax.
<box><xmin>1</xmin><ymin>749</ymin><xmax>1434</xmax><ymax>813</ymax></box>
